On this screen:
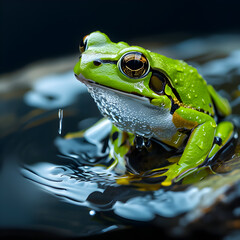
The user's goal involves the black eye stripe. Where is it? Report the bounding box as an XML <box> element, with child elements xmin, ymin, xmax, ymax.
<box><xmin>92</xmin><ymin>59</ymin><xmax>117</xmax><ymax>65</ymax></box>
<box><xmin>100</xmin><ymin>60</ymin><xmax>118</xmax><ymax>64</ymax></box>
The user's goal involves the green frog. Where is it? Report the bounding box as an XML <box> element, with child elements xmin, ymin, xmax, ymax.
<box><xmin>73</xmin><ymin>31</ymin><xmax>237</xmax><ymax>186</ymax></box>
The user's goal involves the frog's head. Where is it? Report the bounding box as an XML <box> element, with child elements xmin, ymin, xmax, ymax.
<box><xmin>74</xmin><ymin>31</ymin><xmax>171</xmax><ymax>100</ymax></box>
<box><xmin>74</xmin><ymin>31</ymin><xmax>177</xmax><ymax>139</ymax></box>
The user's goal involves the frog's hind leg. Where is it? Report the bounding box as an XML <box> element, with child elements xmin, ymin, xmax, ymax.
<box><xmin>205</xmin><ymin>121</ymin><xmax>237</xmax><ymax>165</ymax></box>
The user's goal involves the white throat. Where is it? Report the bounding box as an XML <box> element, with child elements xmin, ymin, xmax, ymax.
<box><xmin>83</xmin><ymin>80</ymin><xmax>178</xmax><ymax>142</ymax></box>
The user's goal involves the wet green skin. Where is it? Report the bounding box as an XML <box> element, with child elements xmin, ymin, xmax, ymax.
<box><xmin>74</xmin><ymin>31</ymin><xmax>234</xmax><ymax>186</ymax></box>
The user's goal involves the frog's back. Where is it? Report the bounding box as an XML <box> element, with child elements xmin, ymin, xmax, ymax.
<box><xmin>149</xmin><ymin>52</ymin><xmax>214</xmax><ymax>115</ymax></box>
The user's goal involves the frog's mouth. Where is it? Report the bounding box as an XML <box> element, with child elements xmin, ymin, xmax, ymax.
<box><xmin>75</xmin><ymin>74</ymin><xmax>151</xmax><ymax>103</ymax></box>
<box><xmin>75</xmin><ymin>74</ymin><xmax>177</xmax><ymax>141</ymax></box>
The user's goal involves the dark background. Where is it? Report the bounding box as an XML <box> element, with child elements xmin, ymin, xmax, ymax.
<box><xmin>0</xmin><ymin>0</ymin><xmax>240</xmax><ymax>74</ymax></box>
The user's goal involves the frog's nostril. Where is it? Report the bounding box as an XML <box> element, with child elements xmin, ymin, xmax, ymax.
<box><xmin>93</xmin><ymin>60</ymin><xmax>102</xmax><ymax>66</ymax></box>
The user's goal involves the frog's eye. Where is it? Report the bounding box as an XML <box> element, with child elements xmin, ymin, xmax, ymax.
<box><xmin>119</xmin><ymin>52</ymin><xmax>149</xmax><ymax>78</ymax></box>
<box><xmin>149</xmin><ymin>72</ymin><xmax>166</xmax><ymax>94</ymax></box>
<box><xmin>79</xmin><ymin>35</ymin><xmax>89</xmax><ymax>53</ymax></box>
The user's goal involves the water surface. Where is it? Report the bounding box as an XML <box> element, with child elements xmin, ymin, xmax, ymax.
<box><xmin>1</xmin><ymin>34</ymin><xmax>240</xmax><ymax>239</ymax></box>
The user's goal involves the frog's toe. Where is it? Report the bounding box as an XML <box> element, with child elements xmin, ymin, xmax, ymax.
<box><xmin>141</xmin><ymin>165</ymin><xmax>176</xmax><ymax>185</ymax></box>
<box><xmin>160</xmin><ymin>170</ymin><xmax>177</xmax><ymax>186</ymax></box>
<box><xmin>143</xmin><ymin>163</ymin><xmax>191</xmax><ymax>186</ymax></box>
<box><xmin>142</xmin><ymin>167</ymin><xmax>169</xmax><ymax>178</ymax></box>
<box><xmin>161</xmin><ymin>179</ymin><xmax>173</xmax><ymax>187</ymax></box>
<box><xmin>160</xmin><ymin>172</ymin><xmax>179</xmax><ymax>186</ymax></box>
<box><xmin>161</xmin><ymin>164</ymin><xmax>204</xmax><ymax>186</ymax></box>
<box><xmin>159</xmin><ymin>164</ymin><xmax>189</xmax><ymax>186</ymax></box>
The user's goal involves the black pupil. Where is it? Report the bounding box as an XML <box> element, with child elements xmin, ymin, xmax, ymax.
<box><xmin>126</xmin><ymin>59</ymin><xmax>143</xmax><ymax>70</ymax></box>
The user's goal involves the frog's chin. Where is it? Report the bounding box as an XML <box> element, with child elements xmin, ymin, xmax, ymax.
<box><xmin>75</xmin><ymin>74</ymin><xmax>151</xmax><ymax>103</ymax></box>
<box><xmin>75</xmin><ymin>74</ymin><xmax>177</xmax><ymax>142</ymax></box>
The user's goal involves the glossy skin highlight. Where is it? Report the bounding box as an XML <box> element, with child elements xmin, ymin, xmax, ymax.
<box><xmin>74</xmin><ymin>31</ymin><xmax>235</xmax><ymax>186</ymax></box>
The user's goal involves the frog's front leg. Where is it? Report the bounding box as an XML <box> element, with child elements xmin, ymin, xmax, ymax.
<box><xmin>161</xmin><ymin>107</ymin><xmax>217</xmax><ymax>186</ymax></box>
<box><xmin>108</xmin><ymin>125</ymin><xmax>135</xmax><ymax>174</ymax></box>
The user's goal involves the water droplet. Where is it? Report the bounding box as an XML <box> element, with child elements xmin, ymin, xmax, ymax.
<box><xmin>89</xmin><ymin>210</ymin><xmax>96</xmax><ymax>216</ymax></box>
<box><xmin>197</xmin><ymin>141</ymin><xmax>204</xmax><ymax>150</ymax></box>
<box><xmin>58</xmin><ymin>109</ymin><xmax>63</xmax><ymax>135</ymax></box>
<box><xmin>210</xmin><ymin>122</ymin><xmax>217</xmax><ymax>128</ymax></box>
<box><xmin>176</xmin><ymin>66</ymin><xmax>183</xmax><ymax>72</ymax></box>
